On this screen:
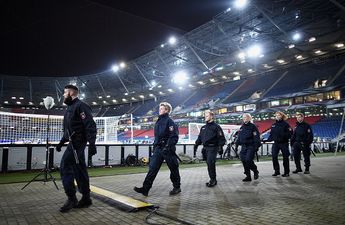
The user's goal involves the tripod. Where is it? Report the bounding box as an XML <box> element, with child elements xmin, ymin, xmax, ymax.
<box><xmin>22</xmin><ymin>114</ymin><xmax>59</xmax><ymax>190</ymax></box>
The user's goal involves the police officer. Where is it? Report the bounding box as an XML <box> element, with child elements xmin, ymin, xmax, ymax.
<box><xmin>267</xmin><ymin>111</ymin><xmax>293</xmax><ymax>177</ymax></box>
<box><xmin>194</xmin><ymin>110</ymin><xmax>226</xmax><ymax>187</ymax></box>
<box><xmin>291</xmin><ymin>113</ymin><xmax>314</xmax><ymax>174</ymax></box>
<box><xmin>56</xmin><ymin>85</ymin><xmax>97</xmax><ymax>213</ymax></box>
<box><xmin>236</xmin><ymin>113</ymin><xmax>260</xmax><ymax>182</ymax></box>
<box><xmin>134</xmin><ymin>102</ymin><xmax>181</xmax><ymax>196</ymax></box>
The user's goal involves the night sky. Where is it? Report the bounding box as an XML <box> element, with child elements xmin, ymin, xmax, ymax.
<box><xmin>0</xmin><ymin>0</ymin><xmax>230</xmax><ymax>77</ymax></box>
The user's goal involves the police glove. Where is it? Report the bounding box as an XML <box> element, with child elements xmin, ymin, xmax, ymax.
<box><xmin>89</xmin><ymin>144</ymin><xmax>97</xmax><ymax>156</ymax></box>
<box><xmin>56</xmin><ymin>142</ymin><xmax>64</xmax><ymax>152</ymax></box>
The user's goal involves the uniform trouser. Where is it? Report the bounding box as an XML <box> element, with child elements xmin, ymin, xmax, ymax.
<box><xmin>240</xmin><ymin>145</ymin><xmax>258</xmax><ymax>176</ymax></box>
<box><xmin>292</xmin><ymin>142</ymin><xmax>311</xmax><ymax>169</ymax></box>
<box><xmin>205</xmin><ymin>147</ymin><xmax>218</xmax><ymax>181</ymax></box>
<box><xmin>272</xmin><ymin>142</ymin><xmax>290</xmax><ymax>174</ymax></box>
<box><xmin>60</xmin><ymin>142</ymin><xmax>90</xmax><ymax>199</ymax></box>
<box><xmin>143</xmin><ymin>147</ymin><xmax>180</xmax><ymax>191</ymax></box>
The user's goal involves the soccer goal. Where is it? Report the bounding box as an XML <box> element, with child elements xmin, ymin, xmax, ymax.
<box><xmin>188</xmin><ymin>122</ymin><xmax>241</xmax><ymax>143</ymax></box>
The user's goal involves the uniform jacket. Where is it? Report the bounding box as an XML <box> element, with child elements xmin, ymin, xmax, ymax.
<box><xmin>195</xmin><ymin>121</ymin><xmax>226</xmax><ymax>147</ymax></box>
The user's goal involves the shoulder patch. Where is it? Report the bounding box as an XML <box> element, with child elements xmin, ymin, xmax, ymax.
<box><xmin>307</xmin><ymin>129</ymin><xmax>311</xmax><ymax>133</ymax></box>
<box><xmin>80</xmin><ymin>112</ymin><xmax>86</xmax><ymax>120</ymax></box>
<box><xmin>253</xmin><ymin>131</ymin><xmax>257</xmax><ymax>136</ymax></box>
<box><xmin>219</xmin><ymin>131</ymin><xmax>223</xmax><ymax>136</ymax></box>
<box><xmin>169</xmin><ymin>126</ymin><xmax>174</xmax><ymax>132</ymax></box>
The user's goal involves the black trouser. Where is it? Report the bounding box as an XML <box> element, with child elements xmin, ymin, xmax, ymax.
<box><xmin>240</xmin><ymin>145</ymin><xmax>258</xmax><ymax>177</ymax></box>
<box><xmin>272</xmin><ymin>142</ymin><xmax>290</xmax><ymax>174</ymax></box>
<box><xmin>292</xmin><ymin>142</ymin><xmax>311</xmax><ymax>170</ymax></box>
<box><xmin>143</xmin><ymin>147</ymin><xmax>180</xmax><ymax>192</ymax></box>
<box><xmin>60</xmin><ymin>142</ymin><xmax>90</xmax><ymax>199</ymax></box>
<box><xmin>205</xmin><ymin>147</ymin><xmax>218</xmax><ymax>181</ymax></box>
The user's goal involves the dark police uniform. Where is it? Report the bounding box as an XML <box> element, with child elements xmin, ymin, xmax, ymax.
<box><xmin>236</xmin><ymin>122</ymin><xmax>261</xmax><ymax>181</ymax></box>
<box><xmin>194</xmin><ymin>121</ymin><xmax>226</xmax><ymax>187</ymax></box>
<box><xmin>57</xmin><ymin>98</ymin><xmax>97</xmax><ymax>212</ymax></box>
<box><xmin>291</xmin><ymin>121</ymin><xmax>314</xmax><ymax>173</ymax></box>
<box><xmin>134</xmin><ymin>113</ymin><xmax>180</xmax><ymax>196</ymax></box>
<box><xmin>268</xmin><ymin>119</ymin><xmax>293</xmax><ymax>176</ymax></box>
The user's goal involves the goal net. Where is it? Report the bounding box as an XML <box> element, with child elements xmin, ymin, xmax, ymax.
<box><xmin>0</xmin><ymin>111</ymin><xmax>120</xmax><ymax>144</ymax></box>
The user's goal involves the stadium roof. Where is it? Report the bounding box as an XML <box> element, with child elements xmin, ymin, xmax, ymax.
<box><xmin>1</xmin><ymin>0</ymin><xmax>345</xmax><ymax>107</ymax></box>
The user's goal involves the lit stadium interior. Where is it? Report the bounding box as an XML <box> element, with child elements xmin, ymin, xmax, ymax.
<box><xmin>1</xmin><ymin>0</ymin><xmax>345</xmax><ymax>224</ymax></box>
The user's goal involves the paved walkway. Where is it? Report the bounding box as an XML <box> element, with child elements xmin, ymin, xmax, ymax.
<box><xmin>1</xmin><ymin>156</ymin><xmax>345</xmax><ymax>225</ymax></box>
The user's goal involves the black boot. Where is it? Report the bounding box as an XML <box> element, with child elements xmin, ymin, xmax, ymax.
<box><xmin>169</xmin><ymin>187</ymin><xmax>181</xmax><ymax>195</ymax></box>
<box><xmin>272</xmin><ymin>172</ymin><xmax>280</xmax><ymax>176</ymax></box>
<box><xmin>59</xmin><ymin>197</ymin><xmax>78</xmax><ymax>213</ymax></box>
<box><xmin>206</xmin><ymin>180</ymin><xmax>217</xmax><ymax>187</ymax></box>
<box><xmin>292</xmin><ymin>168</ymin><xmax>302</xmax><ymax>174</ymax></box>
<box><xmin>134</xmin><ymin>187</ymin><xmax>149</xmax><ymax>196</ymax></box>
<box><xmin>304</xmin><ymin>167</ymin><xmax>310</xmax><ymax>174</ymax></box>
<box><xmin>282</xmin><ymin>173</ymin><xmax>290</xmax><ymax>177</ymax></box>
<box><xmin>242</xmin><ymin>173</ymin><xmax>252</xmax><ymax>182</ymax></box>
<box><xmin>253</xmin><ymin>171</ymin><xmax>259</xmax><ymax>180</ymax></box>
<box><xmin>76</xmin><ymin>195</ymin><xmax>92</xmax><ymax>208</ymax></box>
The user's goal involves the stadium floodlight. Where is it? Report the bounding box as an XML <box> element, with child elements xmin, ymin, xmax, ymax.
<box><xmin>314</xmin><ymin>50</ymin><xmax>322</xmax><ymax>54</ymax></box>
<box><xmin>16</xmin><ymin>101</ymin><xmax>21</xmax><ymax>104</ymax></box>
<box><xmin>111</xmin><ymin>64</ymin><xmax>119</xmax><ymax>72</ymax></box>
<box><xmin>210</xmin><ymin>78</ymin><xmax>216</xmax><ymax>82</ymax></box>
<box><xmin>198</xmin><ymin>81</ymin><xmax>205</xmax><ymax>85</ymax></box>
<box><xmin>19</xmin><ymin>97</ymin><xmax>24</xmax><ymax>100</ymax></box>
<box><xmin>335</xmin><ymin>43</ymin><xmax>344</xmax><ymax>48</ymax></box>
<box><xmin>188</xmin><ymin>84</ymin><xmax>194</xmax><ymax>87</ymax></box>
<box><xmin>11</xmin><ymin>96</ymin><xmax>16</xmax><ymax>99</ymax></box>
<box><xmin>157</xmin><ymin>85</ymin><xmax>162</xmax><ymax>88</ymax></box>
<box><xmin>234</xmin><ymin>0</ymin><xmax>248</xmax><ymax>9</ymax></box>
<box><xmin>277</xmin><ymin>59</ymin><xmax>285</xmax><ymax>64</ymax></box>
<box><xmin>92</xmin><ymin>102</ymin><xmax>97</xmax><ymax>105</ymax></box>
<box><xmin>247</xmin><ymin>44</ymin><xmax>262</xmax><ymax>58</ymax></box>
<box><xmin>172</xmin><ymin>70</ymin><xmax>188</xmax><ymax>84</ymax></box>
<box><xmin>124</xmin><ymin>93</ymin><xmax>128</xmax><ymax>96</ymax></box>
<box><xmin>131</xmin><ymin>97</ymin><xmax>136</xmax><ymax>100</ymax></box>
<box><xmin>29</xmin><ymin>102</ymin><xmax>33</xmax><ymax>105</ymax></box>
<box><xmin>149</xmin><ymin>93</ymin><xmax>154</xmax><ymax>97</ymax></box>
<box><xmin>288</xmin><ymin>44</ymin><xmax>295</xmax><ymax>49</ymax></box>
<box><xmin>98</xmin><ymin>96</ymin><xmax>102</xmax><ymax>99</ymax></box>
<box><xmin>238</xmin><ymin>52</ymin><xmax>246</xmax><ymax>59</ymax></box>
<box><xmin>292</xmin><ymin>32</ymin><xmax>301</xmax><ymax>41</ymax></box>
<box><xmin>168</xmin><ymin>36</ymin><xmax>177</xmax><ymax>45</ymax></box>
<box><xmin>151</xmin><ymin>80</ymin><xmax>156</xmax><ymax>86</ymax></box>
<box><xmin>215</xmin><ymin>66</ymin><xmax>223</xmax><ymax>71</ymax></box>
<box><xmin>112</xmin><ymin>99</ymin><xmax>117</xmax><ymax>102</ymax></box>
<box><xmin>160</xmin><ymin>44</ymin><xmax>165</xmax><ymax>48</ymax></box>
<box><xmin>103</xmin><ymin>100</ymin><xmax>107</xmax><ymax>104</ymax></box>
<box><xmin>106</xmin><ymin>95</ymin><xmax>111</xmax><ymax>98</ymax></box>
<box><xmin>233</xmin><ymin>71</ymin><xmax>240</xmax><ymax>75</ymax></box>
<box><xmin>168</xmin><ymin>89</ymin><xmax>173</xmax><ymax>92</ymax></box>
<box><xmin>4</xmin><ymin>101</ymin><xmax>8</xmax><ymax>104</ymax></box>
<box><xmin>295</xmin><ymin>55</ymin><xmax>303</xmax><ymax>60</ymax></box>
<box><xmin>159</xmin><ymin>91</ymin><xmax>164</xmax><ymax>95</ymax></box>
<box><xmin>122</xmin><ymin>98</ymin><xmax>127</xmax><ymax>102</ymax></box>
<box><xmin>119</xmin><ymin>62</ymin><xmax>126</xmax><ymax>69</ymax></box>
<box><xmin>139</xmin><ymin>95</ymin><xmax>144</xmax><ymax>99</ymax></box>
<box><xmin>309</xmin><ymin>37</ymin><xmax>316</xmax><ymax>42</ymax></box>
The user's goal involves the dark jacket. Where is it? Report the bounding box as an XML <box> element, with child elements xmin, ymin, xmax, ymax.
<box><xmin>153</xmin><ymin>113</ymin><xmax>179</xmax><ymax>149</ymax></box>
<box><xmin>195</xmin><ymin>121</ymin><xmax>226</xmax><ymax>147</ymax></box>
<box><xmin>268</xmin><ymin>119</ymin><xmax>292</xmax><ymax>143</ymax></box>
<box><xmin>291</xmin><ymin>121</ymin><xmax>314</xmax><ymax>146</ymax></box>
<box><xmin>236</xmin><ymin>122</ymin><xmax>261</xmax><ymax>148</ymax></box>
<box><xmin>60</xmin><ymin>98</ymin><xmax>97</xmax><ymax>145</ymax></box>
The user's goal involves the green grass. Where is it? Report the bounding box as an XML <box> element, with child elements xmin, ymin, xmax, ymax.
<box><xmin>0</xmin><ymin>152</ymin><xmax>343</xmax><ymax>184</ymax></box>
